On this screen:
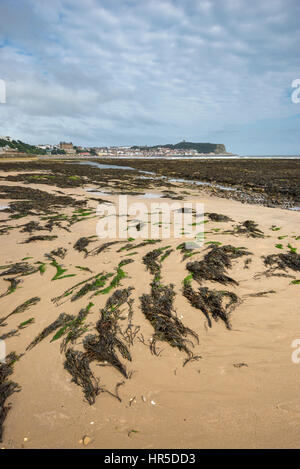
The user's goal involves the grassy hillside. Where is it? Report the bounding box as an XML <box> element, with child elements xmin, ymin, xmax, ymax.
<box><xmin>0</xmin><ymin>139</ymin><xmax>46</xmax><ymax>155</ymax></box>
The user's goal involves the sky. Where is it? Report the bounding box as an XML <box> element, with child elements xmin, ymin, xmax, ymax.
<box><xmin>0</xmin><ymin>0</ymin><xmax>300</xmax><ymax>155</ymax></box>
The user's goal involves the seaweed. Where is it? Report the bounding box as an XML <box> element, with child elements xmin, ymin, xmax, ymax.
<box><xmin>233</xmin><ymin>220</ymin><xmax>264</xmax><ymax>238</ymax></box>
<box><xmin>0</xmin><ymin>278</ymin><xmax>22</xmax><ymax>298</ymax></box>
<box><xmin>75</xmin><ymin>265</ymin><xmax>93</xmax><ymax>273</ymax></box>
<box><xmin>0</xmin><ymin>262</ymin><xmax>38</xmax><ymax>278</ymax></box>
<box><xmin>183</xmin><ymin>284</ymin><xmax>239</xmax><ymax>329</ymax></box>
<box><xmin>186</xmin><ymin>244</ymin><xmax>251</xmax><ymax>286</ymax></box>
<box><xmin>176</xmin><ymin>242</ymin><xmax>200</xmax><ymax>260</ymax></box>
<box><xmin>0</xmin><ymin>352</ymin><xmax>21</xmax><ymax>442</ymax></box>
<box><xmin>0</xmin><ymin>297</ymin><xmax>40</xmax><ymax>327</ymax></box>
<box><xmin>64</xmin><ymin>349</ymin><xmax>99</xmax><ymax>405</ymax></box>
<box><xmin>246</xmin><ymin>290</ymin><xmax>276</xmax><ymax>297</ymax></box>
<box><xmin>23</xmin><ymin>235</ymin><xmax>58</xmax><ymax>243</ymax></box>
<box><xmin>262</xmin><ymin>251</ymin><xmax>300</xmax><ymax>276</ymax></box>
<box><xmin>36</xmin><ymin>261</ymin><xmax>47</xmax><ymax>275</ymax></box>
<box><xmin>88</xmin><ymin>241</ymin><xmax>121</xmax><ymax>256</ymax></box>
<box><xmin>142</xmin><ymin>246</ymin><xmax>172</xmax><ymax>277</ymax></box>
<box><xmin>118</xmin><ymin>239</ymin><xmax>161</xmax><ymax>252</ymax></box>
<box><xmin>47</xmin><ymin>247</ymin><xmax>67</xmax><ymax>259</ymax></box>
<box><xmin>20</xmin><ymin>221</ymin><xmax>45</xmax><ymax>233</ymax></box>
<box><xmin>288</xmin><ymin>243</ymin><xmax>297</xmax><ymax>254</ymax></box>
<box><xmin>0</xmin><ymin>225</ymin><xmax>15</xmax><ymax>235</ymax></box>
<box><xmin>0</xmin><ymin>185</ymin><xmax>86</xmax><ymax>216</ymax></box>
<box><xmin>53</xmin><ymin>303</ymin><xmax>94</xmax><ymax>352</ymax></box>
<box><xmin>83</xmin><ymin>288</ymin><xmax>134</xmax><ymax>378</ymax></box>
<box><xmin>18</xmin><ymin>318</ymin><xmax>35</xmax><ymax>329</ymax></box>
<box><xmin>90</xmin><ymin>260</ymin><xmax>134</xmax><ymax>298</ymax></box>
<box><xmin>205</xmin><ymin>213</ymin><xmax>232</xmax><ymax>222</ymax></box>
<box><xmin>26</xmin><ymin>313</ymin><xmax>74</xmax><ymax>351</ymax></box>
<box><xmin>52</xmin><ymin>272</ymin><xmax>112</xmax><ymax>305</ymax></box>
<box><xmin>71</xmin><ymin>273</ymin><xmax>113</xmax><ymax>301</ymax></box>
<box><xmin>50</xmin><ymin>260</ymin><xmax>76</xmax><ymax>281</ymax></box>
<box><xmin>44</xmin><ymin>218</ymin><xmax>71</xmax><ymax>233</ymax></box>
<box><xmin>140</xmin><ymin>247</ymin><xmax>198</xmax><ymax>358</ymax></box>
<box><xmin>0</xmin><ymin>329</ymin><xmax>19</xmax><ymax>341</ymax></box>
<box><xmin>73</xmin><ymin>236</ymin><xmax>97</xmax><ymax>257</ymax></box>
<box><xmin>140</xmin><ymin>281</ymin><xmax>198</xmax><ymax>357</ymax></box>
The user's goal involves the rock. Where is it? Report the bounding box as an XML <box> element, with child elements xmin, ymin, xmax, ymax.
<box><xmin>83</xmin><ymin>436</ymin><xmax>92</xmax><ymax>446</ymax></box>
<box><xmin>184</xmin><ymin>241</ymin><xmax>200</xmax><ymax>251</ymax></box>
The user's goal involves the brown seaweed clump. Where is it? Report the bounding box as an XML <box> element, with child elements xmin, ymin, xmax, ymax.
<box><xmin>140</xmin><ymin>281</ymin><xmax>198</xmax><ymax>357</ymax></box>
<box><xmin>83</xmin><ymin>288</ymin><xmax>134</xmax><ymax>378</ymax></box>
<box><xmin>88</xmin><ymin>241</ymin><xmax>121</xmax><ymax>256</ymax></box>
<box><xmin>141</xmin><ymin>247</ymin><xmax>198</xmax><ymax>359</ymax></box>
<box><xmin>183</xmin><ymin>284</ymin><xmax>239</xmax><ymax>329</ymax></box>
<box><xmin>142</xmin><ymin>247</ymin><xmax>172</xmax><ymax>276</ymax></box>
<box><xmin>186</xmin><ymin>244</ymin><xmax>251</xmax><ymax>286</ymax></box>
<box><xmin>47</xmin><ymin>247</ymin><xmax>67</xmax><ymax>260</ymax></box>
<box><xmin>63</xmin><ymin>289</ymin><xmax>134</xmax><ymax>404</ymax></box>
<box><xmin>234</xmin><ymin>220</ymin><xmax>264</xmax><ymax>238</ymax></box>
<box><xmin>0</xmin><ymin>297</ymin><xmax>40</xmax><ymax>327</ymax></box>
<box><xmin>0</xmin><ymin>278</ymin><xmax>22</xmax><ymax>298</ymax></box>
<box><xmin>0</xmin><ymin>262</ymin><xmax>38</xmax><ymax>278</ymax></box>
<box><xmin>0</xmin><ymin>353</ymin><xmax>21</xmax><ymax>442</ymax></box>
<box><xmin>20</xmin><ymin>221</ymin><xmax>45</xmax><ymax>233</ymax></box>
<box><xmin>263</xmin><ymin>251</ymin><xmax>300</xmax><ymax>276</ymax></box>
<box><xmin>23</xmin><ymin>235</ymin><xmax>58</xmax><ymax>243</ymax></box>
<box><xmin>64</xmin><ymin>349</ymin><xmax>100</xmax><ymax>405</ymax></box>
<box><xmin>59</xmin><ymin>303</ymin><xmax>94</xmax><ymax>352</ymax></box>
<box><xmin>205</xmin><ymin>212</ymin><xmax>232</xmax><ymax>222</ymax></box>
<box><xmin>0</xmin><ymin>185</ymin><xmax>85</xmax><ymax>216</ymax></box>
<box><xmin>73</xmin><ymin>236</ymin><xmax>97</xmax><ymax>257</ymax></box>
<box><xmin>26</xmin><ymin>313</ymin><xmax>74</xmax><ymax>350</ymax></box>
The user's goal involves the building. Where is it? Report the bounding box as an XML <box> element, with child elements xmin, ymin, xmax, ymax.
<box><xmin>0</xmin><ymin>136</ymin><xmax>12</xmax><ymax>142</ymax></box>
<box><xmin>59</xmin><ymin>141</ymin><xmax>76</xmax><ymax>154</ymax></box>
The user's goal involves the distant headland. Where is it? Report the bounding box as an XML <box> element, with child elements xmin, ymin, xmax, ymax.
<box><xmin>130</xmin><ymin>141</ymin><xmax>234</xmax><ymax>156</ymax></box>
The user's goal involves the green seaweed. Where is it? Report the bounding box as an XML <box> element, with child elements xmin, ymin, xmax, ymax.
<box><xmin>0</xmin><ymin>278</ymin><xmax>22</xmax><ymax>298</ymax></box>
<box><xmin>75</xmin><ymin>265</ymin><xmax>93</xmax><ymax>273</ymax></box>
<box><xmin>71</xmin><ymin>273</ymin><xmax>113</xmax><ymax>301</ymax></box>
<box><xmin>36</xmin><ymin>261</ymin><xmax>47</xmax><ymax>275</ymax></box>
<box><xmin>18</xmin><ymin>318</ymin><xmax>35</xmax><ymax>329</ymax></box>
<box><xmin>93</xmin><ymin>266</ymin><xmax>126</xmax><ymax>296</ymax></box>
<box><xmin>288</xmin><ymin>243</ymin><xmax>297</xmax><ymax>254</ymax></box>
<box><xmin>0</xmin><ymin>297</ymin><xmax>40</xmax><ymax>326</ymax></box>
<box><xmin>183</xmin><ymin>274</ymin><xmax>194</xmax><ymax>287</ymax></box>
<box><xmin>26</xmin><ymin>313</ymin><xmax>74</xmax><ymax>350</ymax></box>
<box><xmin>51</xmin><ymin>260</ymin><xmax>76</xmax><ymax>281</ymax></box>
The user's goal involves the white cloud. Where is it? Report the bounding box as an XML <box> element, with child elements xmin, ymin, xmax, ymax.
<box><xmin>0</xmin><ymin>0</ymin><xmax>299</xmax><ymax>154</ymax></box>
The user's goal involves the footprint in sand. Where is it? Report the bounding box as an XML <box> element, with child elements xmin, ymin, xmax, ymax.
<box><xmin>276</xmin><ymin>401</ymin><xmax>300</xmax><ymax>414</ymax></box>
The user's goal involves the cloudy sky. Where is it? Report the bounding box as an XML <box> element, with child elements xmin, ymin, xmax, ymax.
<box><xmin>0</xmin><ymin>0</ymin><xmax>300</xmax><ymax>154</ymax></box>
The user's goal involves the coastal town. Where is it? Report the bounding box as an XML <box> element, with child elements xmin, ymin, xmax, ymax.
<box><xmin>0</xmin><ymin>136</ymin><xmax>234</xmax><ymax>158</ymax></box>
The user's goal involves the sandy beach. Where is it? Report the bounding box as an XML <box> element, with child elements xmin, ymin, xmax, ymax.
<box><xmin>0</xmin><ymin>161</ymin><xmax>300</xmax><ymax>449</ymax></box>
